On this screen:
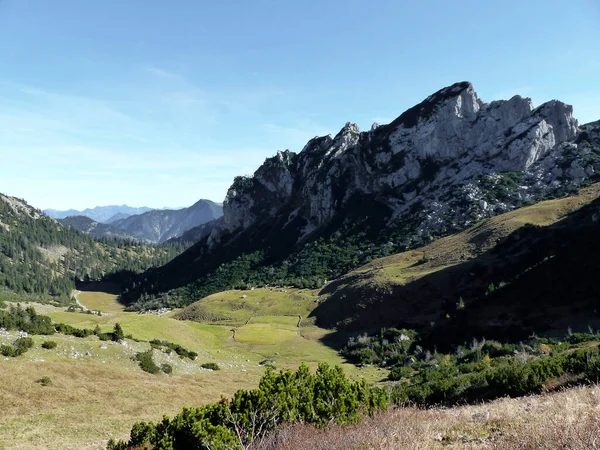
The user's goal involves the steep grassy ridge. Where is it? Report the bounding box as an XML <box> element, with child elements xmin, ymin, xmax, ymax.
<box><xmin>311</xmin><ymin>183</ymin><xmax>600</xmax><ymax>336</ymax></box>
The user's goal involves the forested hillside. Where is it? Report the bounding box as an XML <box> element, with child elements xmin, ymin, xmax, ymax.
<box><xmin>0</xmin><ymin>194</ymin><xmax>187</xmax><ymax>302</ymax></box>
<box><xmin>57</xmin><ymin>215</ymin><xmax>138</xmax><ymax>240</ymax></box>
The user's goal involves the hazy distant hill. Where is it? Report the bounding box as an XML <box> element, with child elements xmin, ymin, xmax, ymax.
<box><xmin>57</xmin><ymin>215</ymin><xmax>137</xmax><ymax>240</ymax></box>
<box><xmin>110</xmin><ymin>199</ymin><xmax>223</xmax><ymax>243</ymax></box>
<box><xmin>105</xmin><ymin>212</ymin><xmax>133</xmax><ymax>223</ymax></box>
<box><xmin>44</xmin><ymin>205</ymin><xmax>155</xmax><ymax>223</ymax></box>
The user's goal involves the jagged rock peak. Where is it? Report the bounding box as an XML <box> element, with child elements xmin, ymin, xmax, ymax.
<box><xmin>210</xmin><ymin>81</ymin><xmax>588</xmax><ymax>244</ymax></box>
<box><xmin>336</xmin><ymin>121</ymin><xmax>360</xmax><ymax>135</ymax></box>
<box><xmin>388</xmin><ymin>81</ymin><xmax>481</xmax><ymax>129</ymax></box>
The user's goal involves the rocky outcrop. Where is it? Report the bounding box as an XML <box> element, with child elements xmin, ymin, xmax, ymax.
<box><xmin>220</xmin><ymin>151</ymin><xmax>295</xmax><ymax>234</ymax></box>
<box><xmin>0</xmin><ymin>194</ymin><xmax>43</xmax><ymax>220</ymax></box>
<box><xmin>210</xmin><ymin>82</ymin><xmax>589</xmax><ymax>247</ymax></box>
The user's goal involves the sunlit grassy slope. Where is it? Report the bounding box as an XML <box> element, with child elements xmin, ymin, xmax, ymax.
<box><xmin>351</xmin><ymin>183</ymin><xmax>600</xmax><ymax>285</ymax></box>
<box><xmin>174</xmin><ymin>287</ymin><xmax>318</xmax><ymax>324</ymax></box>
<box><xmin>0</xmin><ymin>286</ymin><xmax>381</xmax><ymax>449</ymax></box>
<box><xmin>0</xmin><ymin>330</ymin><xmax>257</xmax><ymax>450</ymax></box>
<box><xmin>174</xmin><ymin>184</ymin><xmax>600</xmax><ymax>334</ymax></box>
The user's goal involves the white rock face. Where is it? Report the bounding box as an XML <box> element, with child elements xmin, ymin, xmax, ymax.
<box><xmin>0</xmin><ymin>195</ymin><xmax>43</xmax><ymax>220</ymax></box>
<box><xmin>218</xmin><ymin>150</ymin><xmax>295</xmax><ymax>236</ymax></box>
<box><xmin>209</xmin><ymin>81</ymin><xmax>590</xmax><ymax>247</ymax></box>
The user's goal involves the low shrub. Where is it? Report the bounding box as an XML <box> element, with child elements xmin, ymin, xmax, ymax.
<box><xmin>55</xmin><ymin>323</ymin><xmax>93</xmax><ymax>338</ymax></box>
<box><xmin>41</xmin><ymin>340</ymin><xmax>57</xmax><ymax>349</ymax></box>
<box><xmin>201</xmin><ymin>362</ymin><xmax>220</xmax><ymax>371</ymax></box>
<box><xmin>0</xmin><ymin>304</ymin><xmax>55</xmax><ymax>335</ymax></box>
<box><xmin>97</xmin><ymin>332</ymin><xmax>113</xmax><ymax>341</ymax></box>
<box><xmin>14</xmin><ymin>336</ymin><xmax>34</xmax><ymax>351</ymax></box>
<box><xmin>1</xmin><ymin>345</ymin><xmax>18</xmax><ymax>357</ymax></box>
<box><xmin>388</xmin><ymin>365</ymin><xmax>413</xmax><ymax>380</ymax></box>
<box><xmin>37</xmin><ymin>376</ymin><xmax>52</xmax><ymax>386</ymax></box>
<box><xmin>259</xmin><ymin>359</ymin><xmax>276</xmax><ymax>369</ymax></box>
<box><xmin>389</xmin><ymin>346</ymin><xmax>600</xmax><ymax>406</ymax></box>
<box><xmin>147</xmin><ymin>339</ymin><xmax>197</xmax><ymax>360</ymax></box>
<box><xmin>1</xmin><ymin>336</ymin><xmax>34</xmax><ymax>357</ymax></box>
<box><xmin>135</xmin><ymin>350</ymin><xmax>161</xmax><ymax>374</ymax></box>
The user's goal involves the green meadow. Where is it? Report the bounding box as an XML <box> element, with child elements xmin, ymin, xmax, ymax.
<box><xmin>0</xmin><ymin>286</ymin><xmax>380</xmax><ymax>449</ymax></box>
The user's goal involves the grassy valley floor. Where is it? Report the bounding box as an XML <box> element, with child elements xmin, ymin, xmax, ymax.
<box><xmin>0</xmin><ymin>285</ymin><xmax>380</xmax><ymax>449</ymax></box>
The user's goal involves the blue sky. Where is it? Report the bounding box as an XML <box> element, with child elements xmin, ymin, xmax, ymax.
<box><xmin>0</xmin><ymin>0</ymin><xmax>599</xmax><ymax>210</ymax></box>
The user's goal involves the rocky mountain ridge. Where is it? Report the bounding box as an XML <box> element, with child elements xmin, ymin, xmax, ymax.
<box><xmin>213</xmin><ymin>82</ymin><xmax>587</xmax><ymax>246</ymax></box>
<box><xmin>125</xmin><ymin>81</ymin><xmax>600</xmax><ymax>303</ymax></box>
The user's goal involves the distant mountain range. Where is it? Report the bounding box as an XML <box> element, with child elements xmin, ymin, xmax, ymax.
<box><xmin>57</xmin><ymin>199</ymin><xmax>223</xmax><ymax>243</ymax></box>
<box><xmin>44</xmin><ymin>205</ymin><xmax>157</xmax><ymax>223</ymax></box>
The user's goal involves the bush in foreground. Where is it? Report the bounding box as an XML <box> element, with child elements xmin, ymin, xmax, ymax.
<box><xmin>255</xmin><ymin>385</ymin><xmax>600</xmax><ymax>450</ymax></box>
<box><xmin>108</xmin><ymin>363</ymin><xmax>388</xmax><ymax>450</ymax></box>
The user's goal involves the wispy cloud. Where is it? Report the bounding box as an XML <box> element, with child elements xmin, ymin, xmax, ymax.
<box><xmin>0</xmin><ymin>67</ymin><xmax>327</xmax><ymax>209</ymax></box>
<box><xmin>145</xmin><ymin>66</ymin><xmax>184</xmax><ymax>80</ymax></box>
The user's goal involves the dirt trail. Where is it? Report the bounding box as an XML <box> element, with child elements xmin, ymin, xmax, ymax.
<box><xmin>71</xmin><ymin>290</ymin><xmax>88</xmax><ymax>311</ymax></box>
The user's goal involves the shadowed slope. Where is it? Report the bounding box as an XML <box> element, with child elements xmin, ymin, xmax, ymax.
<box><xmin>311</xmin><ymin>184</ymin><xmax>600</xmax><ymax>349</ymax></box>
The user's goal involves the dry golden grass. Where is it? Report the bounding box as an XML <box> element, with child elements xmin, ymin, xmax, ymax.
<box><xmin>258</xmin><ymin>385</ymin><xmax>600</xmax><ymax>449</ymax></box>
<box><xmin>0</xmin><ymin>329</ymin><xmax>261</xmax><ymax>450</ymax></box>
<box><xmin>0</xmin><ymin>356</ymin><xmax>258</xmax><ymax>450</ymax></box>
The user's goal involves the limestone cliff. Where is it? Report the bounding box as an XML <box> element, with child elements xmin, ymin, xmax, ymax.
<box><xmin>211</xmin><ymin>82</ymin><xmax>586</xmax><ymax>246</ymax></box>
